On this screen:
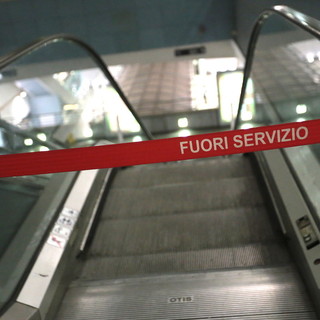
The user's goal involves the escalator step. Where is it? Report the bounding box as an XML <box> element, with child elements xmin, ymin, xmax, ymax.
<box><xmin>90</xmin><ymin>206</ymin><xmax>280</xmax><ymax>257</ymax></box>
<box><xmin>102</xmin><ymin>176</ymin><xmax>264</xmax><ymax>219</ymax></box>
<box><xmin>81</xmin><ymin>243</ymin><xmax>291</xmax><ymax>280</ymax></box>
<box><xmin>112</xmin><ymin>156</ymin><xmax>255</xmax><ymax>188</ymax></box>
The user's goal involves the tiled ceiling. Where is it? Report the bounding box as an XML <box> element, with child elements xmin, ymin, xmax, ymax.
<box><xmin>117</xmin><ymin>61</ymin><xmax>193</xmax><ymax>116</ymax></box>
<box><xmin>253</xmin><ymin>45</ymin><xmax>320</xmax><ymax>103</ymax></box>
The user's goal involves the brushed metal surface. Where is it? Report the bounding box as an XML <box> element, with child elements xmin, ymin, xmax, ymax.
<box><xmin>101</xmin><ymin>176</ymin><xmax>264</xmax><ymax>219</ymax></box>
<box><xmin>112</xmin><ymin>156</ymin><xmax>254</xmax><ymax>188</ymax></box>
<box><xmin>90</xmin><ymin>206</ymin><xmax>276</xmax><ymax>257</ymax></box>
<box><xmin>80</xmin><ymin>243</ymin><xmax>291</xmax><ymax>280</ymax></box>
<box><xmin>55</xmin><ymin>266</ymin><xmax>317</xmax><ymax>320</ymax></box>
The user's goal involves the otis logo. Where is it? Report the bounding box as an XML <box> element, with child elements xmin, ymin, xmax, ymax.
<box><xmin>167</xmin><ymin>296</ymin><xmax>194</xmax><ymax>303</ymax></box>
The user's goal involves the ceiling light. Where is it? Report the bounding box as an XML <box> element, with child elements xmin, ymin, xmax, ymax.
<box><xmin>53</xmin><ymin>71</ymin><xmax>69</xmax><ymax>82</ymax></box>
<box><xmin>24</xmin><ymin>138</ymin><xmax>33</xmax><ymax>146</ymax></box>
<box><xmin>296</xmin><ymin>104</ymin><xmax>307</xmax><ymax>114</ymax></box>
<box><xmin>37</xmin><ymin>133</ymin><xmax>47</xmax><ymax>141</ymax></box>
<box><xmin>178</xmin><ymin>117</ymin><xmax>189</xmax><ymax>128</ymax></box>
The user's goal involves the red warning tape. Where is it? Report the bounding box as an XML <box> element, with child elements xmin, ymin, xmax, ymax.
<box><xmin>1</xmin><ymin>119</ymin><xmax>320</xmax><ymax>178</ymax></box>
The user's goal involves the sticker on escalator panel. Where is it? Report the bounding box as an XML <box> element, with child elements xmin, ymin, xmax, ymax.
<box><xmin>52</xmin><ymin>224</ymin><xmax>71</xmax><ymax>238</ymax></box>
<box><xmin>62</xmin><ymin>207</ymin><xmax>79</xmax><ymax>218</ymax></box>
<box><xmin>47</xmin><ymin>234</ymin><xmax>67</xmax><ymax>248</ymax></box>
<box><xmin>57</xmin><ymin>214</ymin><xmax>75</xmax><ymax>227</ymax></box>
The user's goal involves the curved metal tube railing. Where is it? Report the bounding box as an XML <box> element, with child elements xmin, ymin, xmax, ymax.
<box><xmin>233</xmin><ymin>5</ymin><xmax>320</xmax><ymax>130</ymax></box>
<box><xmin>0</xmin><ymin>34</ymin><xmax>154</xmax><ymax>141</ymax></box>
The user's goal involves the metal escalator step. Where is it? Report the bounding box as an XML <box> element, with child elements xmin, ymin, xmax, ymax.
<box><xmin>112</xmin><ymin>156</ymin><xmax>255</xmax><ymax>188</ymax></box>
<box><xmin>55</xmin><ymin>266</ymin><xmax>317</xmax><ymax>320</ymax></box>
<box><xmin>204</xmin><ymin>315</ymin><xmax>317</xmax><ymax>319</ymax></box>
<box><xmin>101</xmin><ymin>176</ymin><xmax>264</xmax><ymax>219</ymax></box>
<box><xmin>81</xmin><ymin>243</ymin><xmax>291</xmax><ymax>280</ymax></box>
<box><xmin>90</xmin><ymin>206</ymin><xmax>280</xmax><ymax>257</ymax></box>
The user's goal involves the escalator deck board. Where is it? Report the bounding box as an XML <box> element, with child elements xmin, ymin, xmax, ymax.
<box><xmin>55</xmin><ymin>266</ymin><xmax>316</xmax><ymax>320</ymax></box>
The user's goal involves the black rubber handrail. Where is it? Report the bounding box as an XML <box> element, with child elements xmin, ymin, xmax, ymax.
<box><xmin>233</xmin><ymin>5</ymin><xmax>320</xmax><ymax>130</ymax></box>
<box><xmin>0</xmin><ymin>34</ymin><xmax>154</xmax><ymax>140</ymax></box>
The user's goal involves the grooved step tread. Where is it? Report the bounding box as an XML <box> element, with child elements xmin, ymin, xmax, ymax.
<box><xmin>90</xmin><ymin>206</ymin><xmax>279</xmax><ymax>257</ymax></box>
<box><xmin>112</xmin><ymin>156</ymin><xmax>255</xmax><ymax>188</ymax></box>
<box><xmin>102</xmin><ymin>176</ymin><xmax>264</xmax><ymax>219</ymax></box>
<box><xmin>56</xmin><ymin>155</ymin><xmax>317</xmax><ymax>320</ymax></box>
<box><xmin>81</xmin><ymin>243</ymin><xmax>291</xmax><ymax>280</ymax></box>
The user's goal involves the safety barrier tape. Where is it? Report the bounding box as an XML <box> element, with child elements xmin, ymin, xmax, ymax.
<box><xmin>0</xmin><ymin>119</ymin><xmax>319</xmax><ymax>178</ymax></box>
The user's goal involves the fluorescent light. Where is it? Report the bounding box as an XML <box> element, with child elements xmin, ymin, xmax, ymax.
<box><xmin>37</xmin><ymin>133</ymin><xmax>47</xmax><ymax>141</ymax></box>
<box><xmin>39</xmin><ymin>146</ymin><xmax>49</xmax><ymax>151</ymax></box>
<box><xmin>53</xmin><ymin>71</ymin><xmax>69</xmax><ymax>82</ymax></box>
<box><xmin>296</xmin><ymin>117</ymin><xmax>306</xmax><ymax>122</ymax></box>
<box><xmin>24</xmin><ymin>138</ymin><xmax>33</xmax><ymax>146</ymax></box>
<box><xmin>132</xmin><ymin>135</ymin><xmax>142</xmax><ymax>142</ymax></box>
<box><xmin>296</xmin><ymin>104</ymin><xmax>307</xmax><ymax>114</ymax></box>
<box><xmin>178</xmin><ymin>117</ymin><xmax>189</xmax><ymax>128</ymax></box>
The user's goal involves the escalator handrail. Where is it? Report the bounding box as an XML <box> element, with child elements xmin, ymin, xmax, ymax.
<box><xmin>0</xmin><ymin>33</ymin><xmax>154</xmax><ymax>141</ymax></box>
<box><xmin>233</xmin><ymin>5</ymin><xmax>320</xmax><ymax>130</ymax></box>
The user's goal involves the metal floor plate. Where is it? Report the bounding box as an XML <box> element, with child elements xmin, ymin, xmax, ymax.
<box><xmin>55</xmin><ymin>266</ymin><xmax>317</xmax><ymax>320</ymax></box>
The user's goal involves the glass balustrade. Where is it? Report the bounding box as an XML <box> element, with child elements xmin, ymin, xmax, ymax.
<box><xmin>0</xmin><ymin>36</ymin><xmax>147</xmax><ymax>312</ymax></box>
<box><xmin>237</xmin><ymin>9</ymin><xmax>320</xmax><ymax>226</ymax></box>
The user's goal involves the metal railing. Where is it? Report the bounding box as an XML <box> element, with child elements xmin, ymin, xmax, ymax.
<box><xmin>0</xmin><ymin>34</ymin><xmax>154</xmax><ymax>141</ymax></box>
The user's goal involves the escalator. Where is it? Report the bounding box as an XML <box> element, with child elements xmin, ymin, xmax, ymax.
<box><xmin>54</xmin><ymin>155</ymin><xmax>316</xmax><ymax>319</ymax></box>
<box><xmin>1</xmin><ymin>5</ymin><xmax>320</xmax><ymax>320</ymax></box>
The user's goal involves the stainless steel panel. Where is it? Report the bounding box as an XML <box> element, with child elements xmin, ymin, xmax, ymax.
<box><xmin>55</xmin><ymin>266</ymin><xmax>316</xmax><ymax>320</ymax></box>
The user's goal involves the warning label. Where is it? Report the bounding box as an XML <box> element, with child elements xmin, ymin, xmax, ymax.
<box><xmin>179</xmin><ymin>126</ymin><xmax>309</xmax><ymax>155</ymax></box>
